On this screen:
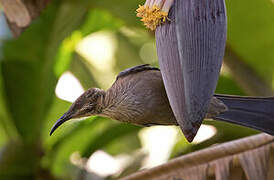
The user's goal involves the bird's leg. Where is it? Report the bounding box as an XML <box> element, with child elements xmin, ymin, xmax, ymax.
<box><xmin>206</xmin><ymin>97</ymin><xmax>228</xmax><ymax>119</ymax></box>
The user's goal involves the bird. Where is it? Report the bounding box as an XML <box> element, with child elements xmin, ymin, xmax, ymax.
<box><xmin>50</xmin><ymin>64</ymin><xmax>274</xmax><ymax>142</ymax></box>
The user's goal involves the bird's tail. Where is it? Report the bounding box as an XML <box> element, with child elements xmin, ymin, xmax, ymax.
<box><xmin>213</xmin><ymin>94</ymin><xmax>274</xmax><ymax>135</ymax></box>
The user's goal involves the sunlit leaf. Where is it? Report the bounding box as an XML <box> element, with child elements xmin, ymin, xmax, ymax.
<box><xmin>81</xmin><ymin>123</ymin><xmax>141</xmax><ymax>157</ymax></box>
<box><xmin>70</xmin><ymin>0</ymin><xmax>142</xmax><ymax>27</ymax></box>
<box><xmin>47</xmin><ymin>117</ymin><xmax>112</xmax><ymax>176</ymax></box>
<box><xmin>216</xmin><ymin>75</ymin><xmax>245</xmax><ymax>95</ymax></box>
<box><xmin>80</xmin><ymin>9</ymin><xmax>123</xmax><ymax>36</ymax></box>
<box><xmin>69</xmin><ymin>54</ymin><xmax>99</xmax><ymax>90</ymax></box>
<box><xmin>54</xmin><ymin>31</ymin><xmax>83</xmax><ymax>77</ymax></box>
<box><xmin>226</xmin><ymin>0</ymin><xmax>274</xmax><ymax>83</ymax></box>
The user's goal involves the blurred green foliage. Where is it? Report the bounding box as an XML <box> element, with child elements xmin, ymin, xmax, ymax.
<box><xmin>0</xmin><ymin>0</ymin><xmax>273</xmax><ymax>179</ymax></box>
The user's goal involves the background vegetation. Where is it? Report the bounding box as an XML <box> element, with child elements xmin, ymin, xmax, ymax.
<box><xmin>0</xmin><ymin>0</ymin><xmax>273</xmax><ymax>179</ymax></box>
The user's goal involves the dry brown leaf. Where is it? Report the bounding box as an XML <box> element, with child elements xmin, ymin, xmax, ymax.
<box><xmin>0</xmin><ymin>0</ymin><xmax>50</xmax><ymax>37</ymax></box>
<box><xmin>122</xmin><ymin>134</ymin><xmax>274</xmax><ymax>180</ymax></box>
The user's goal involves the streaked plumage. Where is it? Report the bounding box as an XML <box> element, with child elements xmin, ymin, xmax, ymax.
<box><xmin>50</xmin><ymin>65</ymin><xmax>274</xmax><ymax>142</ymax></box>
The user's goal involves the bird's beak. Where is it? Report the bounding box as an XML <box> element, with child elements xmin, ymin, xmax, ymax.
<box><xmin>156</xmin><ymin>0</ymin><xmax>227</xmax><ymax>142</ymax></box>
<box><xmin>50</xmin><ymin>112</ymin><xmax>72</xmax><ymax>136</ymax></box>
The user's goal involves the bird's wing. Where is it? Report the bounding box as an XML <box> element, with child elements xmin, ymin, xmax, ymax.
<box><xmin>116</xmin><ymin>64</ymin><xmax>159</xmax><ymax>80</ymax></box>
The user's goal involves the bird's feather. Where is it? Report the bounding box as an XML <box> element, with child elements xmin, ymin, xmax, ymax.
<box><xmin>116</xmin><ymin>64</ymin><xmax>159</xmax><ymax>80</ymax></box>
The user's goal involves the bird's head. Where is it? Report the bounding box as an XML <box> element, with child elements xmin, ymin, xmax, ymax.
<box><xmin>50</xmin><ymin>88</ymin><xmax>105</xmax><ymax>135</ymax></box>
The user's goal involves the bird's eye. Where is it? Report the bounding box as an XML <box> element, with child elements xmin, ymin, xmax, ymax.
<box><xmin>89</xmin><ymin>102</ymin><xmax>94</xmax><ymax>106</ymax></box>
<box><xmin>86</xmin><ymin>102</ymin><xmax>96</xmax><ymax>110</ymax></box>
<box><xmin>84</xmin><ymin>103</ymin><xmax>94</xmax><ymax>112</ymax></box>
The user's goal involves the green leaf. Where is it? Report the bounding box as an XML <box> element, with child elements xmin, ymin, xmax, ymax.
<box><xmin>69</xmin><ymin>53</ymin><xmax>99</xmax><ymax>90</ymax></box>
<box><xmin>0</xmin><ymin>2</ymin><xmax>60</xmax><ymax>142</ymax></box>
<box><xmin>0</xmin><ymin>63</ymin><xmax>18</xmax><ymax>141</ymax></box>
<box><xmin>115</xmin><ymin>31</ymin><xmax>147</xmax><ymax>71</ymax></box>
<box><xmin>226</xmin><ymin>0</ymin><xmax>274</xmax><ymax>83</ymax></box>
<box><xmin>1</xmin><ymin>61</ymin><xmax>48</xmax><ymax>142</ymax></box>
<box><xmin>216</xmin><ymin>75</ymin><xmax>245</xmax><ymax>95</ymax></box>
<box><xmin>81</xmin><ymin>123</ymin><xmax>141</xmax><ymax>157</ymax></box>
<box><xmin>45</xmin><ymin>116</ymin><xmax>112</xmax><ymax>176</ymax></box>
<box><xmin>0</xmin><ymin>141</ymin><xmax>40</xmax><ymax>179</ymax></box>
<box><xmin>70</xmin><ymin>0</ymin><xmax>142</xmax><ymax>27</ymax></box>
<box><xmin>54</xmin><ymin>31</ymin><xmax>83</xmax><ymax>77</ymax></box>
<box><xmin>80</xmin><ymin>9</ymin><xmax>124</xmax><ymax>36</ymax></box>
<box><xmin>105</xmin><ymin>131</ymin><xmax>141</xmax><ymax>156</ymax></box>
<box><xmin>41</xmin><ymin>97</ymin><xmax>71</xmax><ymax>145</ymax></box>
<box><xmin>1</xmin><ymin>1</ymin><xmax>88</xmax><ymax>143</ymax></box>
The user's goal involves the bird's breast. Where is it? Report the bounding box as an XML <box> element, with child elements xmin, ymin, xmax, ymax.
<box><xmin>102</xmin><ymin>71</ymin><xmax>177</xmax><ymax>126</ymax></box>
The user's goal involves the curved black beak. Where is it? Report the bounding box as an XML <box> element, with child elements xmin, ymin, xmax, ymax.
<box><xmin>50</xmin><ymin>113</ymin><xmax>72</xmax><ymax>136</ymax></box>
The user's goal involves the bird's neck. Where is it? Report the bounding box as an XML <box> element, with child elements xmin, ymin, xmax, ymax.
<box><xmin>99</xmin><ymin>85</ymin><xmax>138</xmax><ymax>122</ymax></box>
<box><xmin>99</xmin><ymin>87</ymin><xmax>120</xmax><ymax>119</ymax></box>
<box><xmin>92</xmin><ymin>89</ymin><xmax>107</xmax><ymax>114</ymax></box>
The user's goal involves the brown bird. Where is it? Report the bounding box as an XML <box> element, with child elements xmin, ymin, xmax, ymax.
<box><xmin>50</xmin><ymin>65</ymin><xmax>274</xmax><ymax>142</ymax></box>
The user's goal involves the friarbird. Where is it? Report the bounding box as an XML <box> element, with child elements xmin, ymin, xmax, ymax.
<box><xmin>50</xmin><ymin>65</ymin><xmax>274</xmax><ymax>141</ymax></box>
